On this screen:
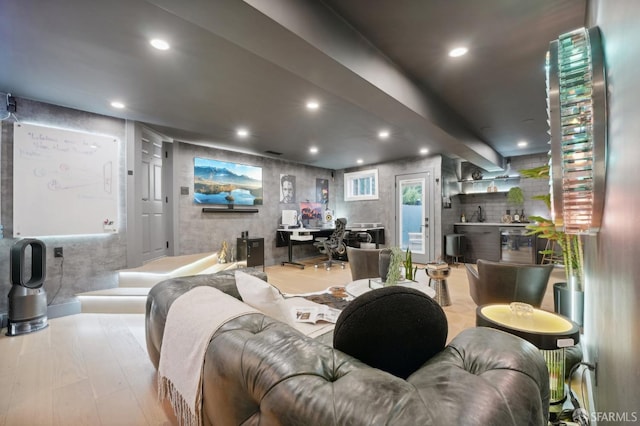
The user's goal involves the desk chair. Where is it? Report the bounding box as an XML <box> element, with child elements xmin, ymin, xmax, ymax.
<box><xmin>314</xmin><ymin>218</ymin><xmax>348</xmax><ymax>270</ymax></box>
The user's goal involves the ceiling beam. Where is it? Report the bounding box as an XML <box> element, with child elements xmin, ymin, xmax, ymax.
<box><xmin>149</xmin><ymin>0</ymin><xmax>505</xmax><ymax>170</ymax></box>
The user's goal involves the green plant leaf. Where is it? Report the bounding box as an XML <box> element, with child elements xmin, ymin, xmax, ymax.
<box><xmin>519</xmin><ymin>165</ymin><xmax>550</xmax><ymax>179</ymax></box>
<box><xmin>507</xmin><ymin>187</ymin><xmax>524</xmax><ymax>205</ymax></box>
<box><xmin>519</xmin><ymin>162</ymin><xmax>584</xmax><ymax>288</ymax></box>
<box><xmin>386</xmin><ymin>246</ymin><xmax>405</xmax><ymax>285</ymax></box>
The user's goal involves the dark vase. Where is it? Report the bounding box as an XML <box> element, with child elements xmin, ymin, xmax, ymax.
<box><xmin>378</xmin><ymin>249</ymin><xmax>392</xmax><ymax>281</ymax></box>
<box><xmin>553</xmin><ymin>282</ymin><xmax>584</xmax><ymax>326</ymax></box>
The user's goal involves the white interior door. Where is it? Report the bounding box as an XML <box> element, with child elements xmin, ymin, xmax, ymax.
<box><xmin>396</xmin><ymin>172</ymin><xmax>432</xmax><ymax>264</ymax></box>
<box><xmin>141</xmin><ymin>131</ymin><xmax>168</xmax><ymax>262</ymax></box>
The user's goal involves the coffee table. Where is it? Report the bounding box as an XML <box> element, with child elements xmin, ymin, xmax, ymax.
<box><xmin>345</xmin><ymin>278</ymin><xmax>436</xmax><ymax>299</ymax></box>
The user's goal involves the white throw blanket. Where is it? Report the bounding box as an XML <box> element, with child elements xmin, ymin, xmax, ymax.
<box><xmin>158</xmin><ymin>286</ymin><xmax>258</xmax><ymax>426</ymax></box>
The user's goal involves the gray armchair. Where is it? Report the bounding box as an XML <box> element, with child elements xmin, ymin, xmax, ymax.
<box><xmin>465</xmin><ymin>259</ymin><xmax>554</xmax><ymax>307</ymax></box>
<box><xmin>346</xmin><ymin>246</ymin><xmax>382</xmax><ymax>281</ymax></box>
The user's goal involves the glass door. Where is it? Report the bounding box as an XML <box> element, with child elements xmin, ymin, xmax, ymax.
<box><xmin>395</xmin><ymin>172</ymin><xmax>431</xmax><ymax>264</ymax></box>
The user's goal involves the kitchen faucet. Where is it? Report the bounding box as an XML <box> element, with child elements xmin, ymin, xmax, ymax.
<box><xmin>469</xmin><ymin>206</ymin><xmax>485</xmax><ymax>222</ymax></box>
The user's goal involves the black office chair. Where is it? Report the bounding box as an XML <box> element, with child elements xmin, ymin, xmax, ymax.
<box><xmin>314</xmin><ymin>218</ymin><xmax>348</xmax><ymax>270</ymax></box>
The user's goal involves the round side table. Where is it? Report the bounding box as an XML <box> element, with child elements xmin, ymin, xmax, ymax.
<box><xmin>426</xmin><ymin>266</ymin><xmax>451</xmax><ymax>306</ymax></box>
<box><xmin>476</xmin><ymin>303</ymin><xmax>580</xmax><ymax>404</ymax></box>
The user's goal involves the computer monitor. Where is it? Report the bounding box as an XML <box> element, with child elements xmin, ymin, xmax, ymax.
<box><xmin>281</xmin><ymin>210</ymin><xmax>298</xmax><ymax>227</ymax></box>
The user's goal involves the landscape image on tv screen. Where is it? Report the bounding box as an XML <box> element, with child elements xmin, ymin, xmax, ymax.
<box><xmin>194</xmin><ymin>157</ymin><xmax>263</xmax><ymax>205</ymax></box>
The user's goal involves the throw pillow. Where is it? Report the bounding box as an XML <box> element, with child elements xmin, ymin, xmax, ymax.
<box><xmin>333</xmin><ymin>285</ymin><xmax>448</xmax><ymax>379</ymax></box>
<box><xmin>234</xmin><ymin>270</ymin><xmax>292</xmax><ymax>325</ymax></box>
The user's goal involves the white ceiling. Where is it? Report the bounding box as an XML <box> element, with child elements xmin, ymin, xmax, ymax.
<box><xmin>0</xmin><ymin>0</ymin><xmax>586</xmax><ymax>171</ymax></box>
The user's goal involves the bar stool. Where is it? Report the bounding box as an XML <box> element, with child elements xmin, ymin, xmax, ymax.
<box><xmin>445</xmin><ymin>234</ymin><xmax>464</xmax><ymax>265</ymax></box>
<box><xmin>426</xmin><ymin>266</ymin><xmax>451</xmax><ymax>306</ymax></box>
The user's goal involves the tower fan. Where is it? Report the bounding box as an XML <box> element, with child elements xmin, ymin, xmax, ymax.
<box><xmin>7</xmin><ymin>239</ymin><xmax>48</xmax><ymax>336</ymax></box>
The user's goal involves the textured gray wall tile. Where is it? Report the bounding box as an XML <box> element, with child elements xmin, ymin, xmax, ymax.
<box><xmin>175</xmin><ymin>142</ymin><xmax>333</xmax><ymax>266</ymax></box>
<box><xmin>457</xmin><ymin>154</ymin><xmax>549</xmax><ymax>223</ymax></box>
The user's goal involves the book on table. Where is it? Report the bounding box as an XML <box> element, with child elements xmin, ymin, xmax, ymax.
<box><xmin>283</xmin><ymin>286</ymin><xmax>350</xmax><ymax>310</ymax></box>
<box><xmin>292</xmin><ymin>305</ymin><xmax>341</xmax><ymax>324</ymax></box>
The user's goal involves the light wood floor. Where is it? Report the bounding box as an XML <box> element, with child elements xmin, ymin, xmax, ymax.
<box><xmin>0</xmin><ymin>313</ymin><xmax>177</xmax><ymax>426</ymax></box>
<box><xmin>0</xmin><ymin>258</ymin><xmax>561</xmax><ymax>426</ymax></box>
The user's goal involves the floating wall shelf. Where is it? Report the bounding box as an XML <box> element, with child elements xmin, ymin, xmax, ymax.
<box><xmin>458</xmin><ymin>176</ymin><xmax>521</xmax><ymax>195</ymax></box>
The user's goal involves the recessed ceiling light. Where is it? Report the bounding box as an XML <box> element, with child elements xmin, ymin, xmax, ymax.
<box><xmin>356</xmin><ymin>159</ymin><xmax>364</xmax><ymax>164</ymax></box>
<box><xmin>449</xmin><ymin>47</ymin><xmax>468</xmax><ymax>58</ymax></box>
<box><xmin>309</xmin><ymin>146</ymin><xmax>318</xmax><ymax>154</ymax></box>
<box><xmin>110</xmin><ymin>101</ymin><xmax>125</xmax><ymax>109</ymax></box>
<box><xmin>236</xmin><ymin>128</ymin><xmax>249</xmax><ymax>138</ymax></box>
<box><xmin>306</xmin><ymin>100</ymin><xmax>320</xmax><ymax>110</ymax></box>
<box><xmin>419</xmin><ymin>148</ymin><xmax>429</xmax><ymax>155</ymax></box>
<box><xmin>518</xmin><ymin>140</ymin><xmax>528</xmax><ymax>147</ymax></box>
<box><xmin>378</xmin><ymin>130</ymin><xmax>390</xmax><ymax>139</ymax></box>
<box><xmin>150</xmin><ymin>38</ymin><xmax>170</xmax><ymax>50</ymax></box>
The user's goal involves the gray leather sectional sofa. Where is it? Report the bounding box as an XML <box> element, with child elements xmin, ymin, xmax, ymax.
<box><xmin>146</xmin><ymin>270</ymin><xmax>550</xmax><ymax>425</ymax></box>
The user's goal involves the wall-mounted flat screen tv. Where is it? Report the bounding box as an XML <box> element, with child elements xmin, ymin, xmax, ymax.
<box><xmin>194</xmin><ymin>157</ymin><xmax>263</xmax><ymax>205</ymax></box>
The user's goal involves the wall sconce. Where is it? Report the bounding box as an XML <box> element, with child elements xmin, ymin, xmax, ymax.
<box><xmin>547</xmin><ymin>26</ymin><xmax>607</xmax><ymax>235</ymax></box>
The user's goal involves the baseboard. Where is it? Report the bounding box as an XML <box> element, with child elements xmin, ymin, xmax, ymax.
<box><xmin>47</xmin><ymin>300</ymin><xmax>82</xmax><ymax>319</ymax></box>
<box><xmin>0</xmin><ymin>301</ymin><xmax>80</xmax><ymax>332</ymax></box>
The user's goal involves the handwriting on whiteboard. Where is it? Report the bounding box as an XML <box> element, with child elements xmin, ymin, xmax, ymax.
<box><xmin>13</xmin><ymin>122</ymin><xmax>120</xmax><ymax>237</ymax></box>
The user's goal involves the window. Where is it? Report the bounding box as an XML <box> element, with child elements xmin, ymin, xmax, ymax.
<box><xmin>344</xmin><ymin>169</ymin><xmax>379</xmax><ymax>201</ymax></box>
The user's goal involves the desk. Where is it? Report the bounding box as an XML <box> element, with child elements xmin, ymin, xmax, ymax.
<box><xmin>277</xmin><ymin>228</ymin><xmax>334</xmax><ymax>269</ymax></box>
<box><xmin>345</xmin><ymin>226</ymin><xmax>385</xmax><ymax>248</ymax></box>
<box><xmin>276</xmin><ymin>226</ymin><xmax>385</xmax><ymax>268</ymax></box>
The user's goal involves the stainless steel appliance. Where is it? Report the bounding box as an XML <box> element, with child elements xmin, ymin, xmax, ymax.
<box><xmin>7</xmin><ymin>238</ymin><xmax>48</xmax><ymax>336</ymax></box>
<box><xmin>500</xmin><ymin>227</ymin><xmax>535</xmax><ymax>264</ymax></box>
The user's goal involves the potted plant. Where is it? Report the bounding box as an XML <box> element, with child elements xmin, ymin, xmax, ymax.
<box><xmin>506</xmin><ymin>186</ymin><xmax>525</xmax><ymax>205</ymax></box>
<box><xmin>519</xmin><ymin>165</ymin><xmax>584</xmax><ymax>325</ymax></box>
<box><xmin>403</xmin><ymin>247</ymin><xmax>418</xmax><ymax>281</ymax></box>
<box><xmin>506</xmin><ymin>186</ymin><xmax>525</xmax><ymax>219</ymax></box>
<box><xmin>379</xmin><ymin>246</ymin><xmax>416</xmax><ymax>285</ymax></box>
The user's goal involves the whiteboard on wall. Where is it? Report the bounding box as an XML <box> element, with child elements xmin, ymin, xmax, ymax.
<box><xmin>13</xmin><ymin>123</ymin><xmax>119</xmax><ymax>237</ymax></box>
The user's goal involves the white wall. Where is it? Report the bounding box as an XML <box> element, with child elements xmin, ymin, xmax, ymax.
<box><xmin>583</xmin><ymin>0</ymin><xmax>640</xmax><ymax>419</ymax></box>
